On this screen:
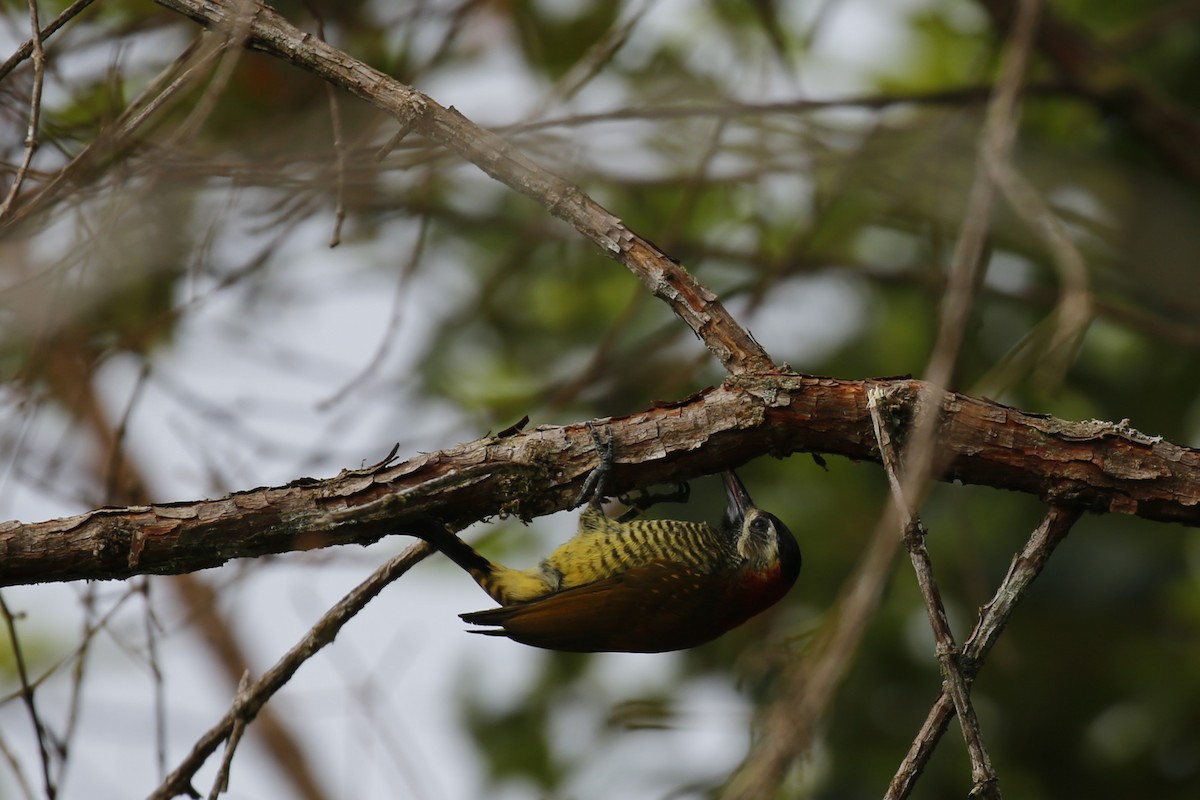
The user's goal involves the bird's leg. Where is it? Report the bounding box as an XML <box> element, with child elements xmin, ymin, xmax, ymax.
<box><xmin>572</xmin><ymin>422</ymin><xmax>615</xmax><ymax>509</ymax></box>
<box><xmin>616</xmin><ymin>482</ymin><xmax>691</xmax><ymax>522</ymax></box>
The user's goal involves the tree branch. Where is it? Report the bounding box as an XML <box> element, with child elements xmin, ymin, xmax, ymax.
<box><xmin>151</xmin><ymin>0</ymin><xmax>773</xmax><ymax>374</ymax></box>
<box><xmin>869</xmin><ymin>386</ymin><xmax>999</xmax><ymax>798</ymax></box>
<box><xmin>3</xmin><ymin>374</ymin><xmax>1198</xmax><ymax>587</ymax></box>
<box><xmin>886</xmin><ymin>504</ymin><xmax>1081</xmax><ymax>799</ymax></box>
<box><xmin>146</xmin><ymin>542</ymin><xmax>430</xmax><ymax>800</ymax></box>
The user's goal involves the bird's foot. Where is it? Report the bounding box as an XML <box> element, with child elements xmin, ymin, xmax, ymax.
<box><xmin>572</xmin><ymin>422</ymin><xmax>614</xmax><ymax>509</ymax></box>
<box><xmin>616</xmin><ymin>482</ymin><xmax>690</xmax><ymax>522</ymax></box>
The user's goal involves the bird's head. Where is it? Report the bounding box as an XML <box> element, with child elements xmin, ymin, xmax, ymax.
<box><xmin>721</xmin><ymin>469</ymin><xmax>802</xmax><ymax>582</ymax></box>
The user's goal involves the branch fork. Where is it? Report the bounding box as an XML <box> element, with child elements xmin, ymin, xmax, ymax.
<box><xmin>868</xmin><ymin>385</ymin><xmax>1001</xmax><ymax>799</ymax></box>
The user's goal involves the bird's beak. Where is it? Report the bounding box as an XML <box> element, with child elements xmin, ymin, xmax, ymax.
<box><xmin>722</xmin><ymin>469</ymin><xmax>752</xmax><ymax>531</ymax></box>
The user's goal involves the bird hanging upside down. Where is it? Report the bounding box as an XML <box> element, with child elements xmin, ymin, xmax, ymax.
<box><xmin>415</xmin><ymin>429</ymin><xmax>801</xmax><ymax>653</ymax></box>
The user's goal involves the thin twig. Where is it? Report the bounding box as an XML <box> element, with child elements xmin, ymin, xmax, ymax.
<box><xmin>718</xmin><ymin>505</ymin><xmax>903</xmax><ymax>800</ymax></box>
<box><xmin>925</xmin><ymin>0</ymin><xmax>1039</xmax><ymax>390</ymax></box>
<box><xmin>0</xmin><ymin>734</ymin><xmax>37</xmax><ymax>800</ymax></box>
<box><xmin>867</xmin><ymin>386</ymin><xmax>1000</xmax><ymax>799</ymax></box>
<box><xmin>986</xmin><ymin>154</ymin><xmax>1093</xmax><ymax>388</ymax></box>
<box><xmin>155</xmin><ymin>0</ymin><xmax>775</xmax><ymax>375</ymax></box>
<box><xmin>494</xmin><ymin>83</ymin><xmax>1077</xmax><ymax>137</ymax></box>
<box><xmin>527</xmin><ymin>0</ymin><xmax>652</xmax><ymax>120</ymax></box>
<box><xmin>141</xmin><ymin>579</ymin><xmax>169</xmax><ymax>781</ymax></box>
<box><xmin>966</xmin><ymin>0</ymin><xmax>1090</xmax><ymax>392</ymax></box>
<box><xmin>106</xmin><ymin>362</ymin><xmax>153</xmax><ymax>504</ymax></box>
<box><xmin>0</xmin><ymin>592</ymin><xmax>57</xmax><ymax>799</ymax></box>
<box><xmin>208</xmin><ymin>670</ymin><xmax>252</xmax><ymax>799</ymax></box>
<box><xmin>0</xmin><ymin>585</ymin><xmax>142</xmax><ymax>703</ymax></box>
<box><xmin>2</xmin><ymin>33</ymin><xmax>215</xmax><ymax>229</ymax></box>
<box><xmin>304</xmin><ymin>0</ymin><xmax>348</xmax><ymax>246</ymax></box>
<box><xmin>886</xmin><ymin>505</ymin><xmax>1081</xmax><ymax>799</ymax></box>
<box><xmin>0</xmin><ymin>0</ymin><xmax>97</xmax><ymax>82</ymax></box>
<box><xmin>1</xmin><ymin>11</ymin><xmax>242</xmax><ymax>230</ymax></box>
<box><xmin>725</xmin><ymin>3</ymin><xmax>1049</xmax><ymax>790</ymax></box>
<box><xmin>162</xmin><ymin>0</ymin><xmax>255</xmax><ymax>149</ymax></box>
<box><xmin>0</xmin><ymin>0</ymin><xmax>48</xmax><ymax>223</ymax></box>
<box><xmin>318</xmin><ymin>215</ymin><xmax>430</xmax><ymax>409</ymax></box>
<box><xmin>60</xmin><ymin>585</ymin><xmax>98</xmax><ymax>789</ymax></box>
<box><xmin>324</xmin><ymin>86</ymin><xmax>347</xmax><ymax>245</ymax></box>
<box><xmin>859</xmin><ymin>12</ymin><xmax>1045</xmax><ymax>794</ymax></box>
<box><xmin>147</xmin><ymin>542</ymin><xmax>433</xmax><ymax>800</ymax></box>
<box><xmin>41</xmin><ymin>337</ymin><xmax>331</xmax><ymax>800</ymax></box>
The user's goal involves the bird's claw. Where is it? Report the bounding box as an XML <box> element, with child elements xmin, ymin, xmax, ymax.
<box><xmin>572</xmin><ymin>422</ymin><xmax>614</xmax><ymax>509</ymax></box>
<box><xmin>615</xmin><ymin>482</ymin><xmax>691</xmax><ymax>521</ymax></box>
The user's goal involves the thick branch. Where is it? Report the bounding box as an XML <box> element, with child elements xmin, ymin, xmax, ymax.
<box><xmin>150</xmin><ymin>0</ymin><xmax>772</xmax><ymax>374</ymax></box>
<box><xmin>3</xmin><ymin>374</ymin><xmax>1198</xmax><ymax>586</ymax></box>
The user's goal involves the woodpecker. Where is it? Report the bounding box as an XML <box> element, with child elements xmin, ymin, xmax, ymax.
<box><xmin>416</xmin><ymin>435</ymin><xmax>801</xmax><ymax>653</ymax></box>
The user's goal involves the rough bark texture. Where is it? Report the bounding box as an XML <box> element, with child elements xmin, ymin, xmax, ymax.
<box><xmin>3</xmin><ymin>374</ymin><xmax>1197</xmax><ymax>586</ymax></box>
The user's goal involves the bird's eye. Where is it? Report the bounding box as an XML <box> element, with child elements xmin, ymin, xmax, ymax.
<box><xmin>749</xmin><ymin>516</ymin><xmax>771</xmax><ymax>535</ymax></box>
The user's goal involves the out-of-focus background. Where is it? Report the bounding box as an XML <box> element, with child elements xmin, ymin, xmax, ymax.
<box><xmin>2</xmin><ymin>1</ymin><xmax>1199</xmax><ymax>797</ymax></box>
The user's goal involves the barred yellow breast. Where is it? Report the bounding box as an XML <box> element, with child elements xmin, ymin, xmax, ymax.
<box><xmin>413</xmin><ymin>467</ymin><xmax>801</xmax><ymax>653</ymax></box>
